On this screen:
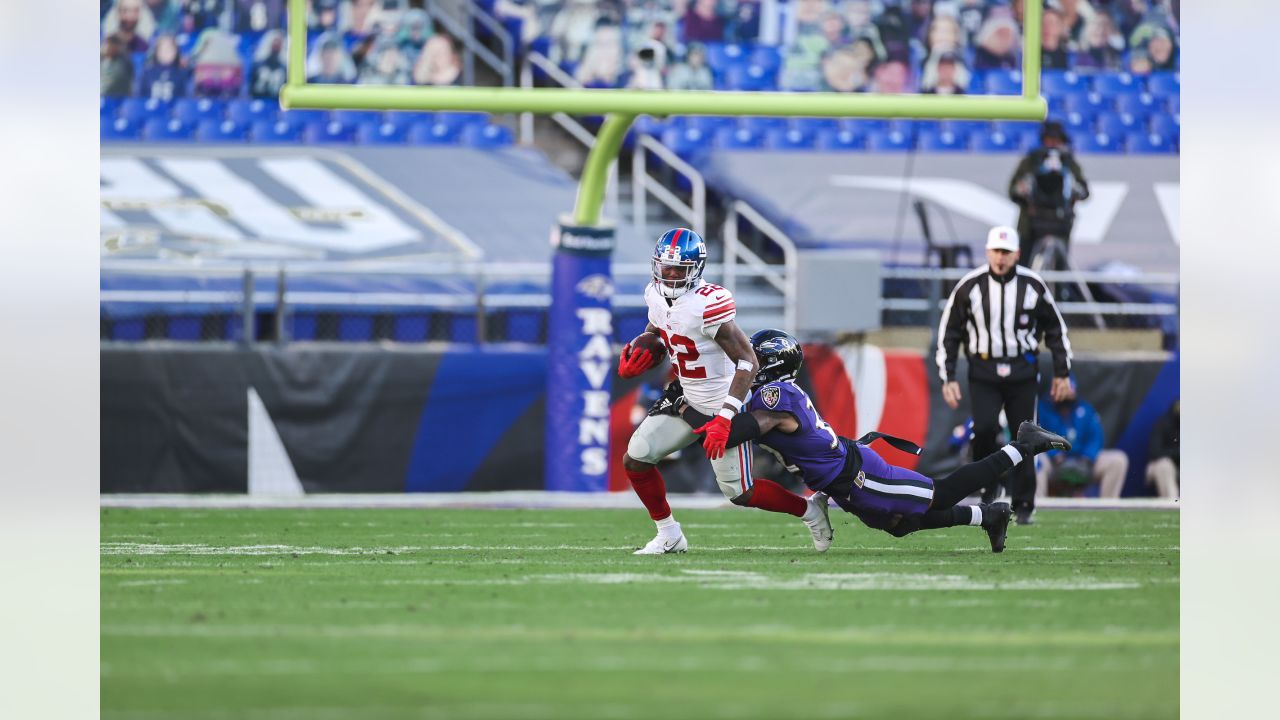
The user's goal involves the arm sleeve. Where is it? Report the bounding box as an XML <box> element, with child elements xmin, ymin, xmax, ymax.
<box><xmin>1008</xmin><ymin>156</ymin><xmax>1033</xmax><ymax>203</ymax></box>
<box><xmin>935</xmin><ymin>282</ymin><xmax>968</xmax><ymax>383</ymax></box>
<box><xmin>680</xmin><ymin>406</ymin><xmax>762</xmax><ymax>449</ymax></box>
<box><xmin>1034</xmin><ymin>279</ymin><xmax>1073</xmax><ymax>377</ymax></box>
<box><xmin>1066</xmin><ymin>154</ymin><xmax>1091</xmax><ymax>199</ymax></box>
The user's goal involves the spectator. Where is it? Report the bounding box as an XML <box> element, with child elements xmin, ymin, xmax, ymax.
<box><xmin>350</xmin><ymin>0</ymin><xmax>401</xmax><ymax>38</ymax></box>
<box><xmin>623</xmin><ymin>1</ymin><xmax>676</xmax><ymax>51</ymax></box>
<box><xmin>1073</xmin><ymin>12</ymin><xmax>1124</xmax><ymax>71</ymax></box>
<box><xmin>349</xmin><ymin>33</ymin><xmax>378</xmax><ymax>77</ymax></box>
<box><xmin>1145</xmin><ymin>401</ymin><xmax>1180</xmax><ymax>499</ymax></box>
<box><xmin>307</xmin><ymin>33</ymin><xmax>355</xmax><ymax>84</ymax></box>
<box><xmin>820</xmin><ymin>45</ymin><xmax>871</xmax><ymax>93</ymax></box>
<box><xmin>870</xmin><ymin>58</ymin><xmax>910</xmax><ymax>94</ymax></box>
<box><xmin>819</xmin><ymin>10</ymin><xmax>848</xmax><ymax>47</ymax></box>
<box><xmin>1041</xmin><ymin>6</ymin><xmax>1071</xmax><ymax>70</ymax></box>
<box><xmin>626</xmin><ymin>40</ymin><xmax>667</xmax><ymax>90</ymax></box>
<box><xmin>725</xmin><ymin>0</ymin><xmax>762</xmax><ymax>44</ymax></box>
<box><xmin>190</xmin><ymin>27</ymin><xmax>244</xmax><ymax>97</ymax></box>
<box><xmin>145</xmin><ymin>0</ymin><xmax>183</xmax><ymax>34</ymax></box>
<box><xmin>921</xmin><ymin>51</ymin><xmax>968</xmax><ymax>95</ymax></box>
<box><xmin>103</xmin><ymin>0</ymin><xmax>156</xmax><ymax>53</ymax></box>
<box><xmin>574</xmin><ymin>22</ymin><xmax>625</xmax><ymax>87</ymax></box>
<box><xmin>972</xmin><ymin>13</ymin><xmax>1020</xmax><ymax>70</ymax></box>
<box><xmin>780</xmin><ymin>0</ymin><xmax>832</xmax><ymax>91</ymax></box>
<box><xmin>101</xmin><ymin>34</ymin><xmax>136</xmax><ymax>98</ymax></box>
<box><xmin>956</xmin><ymin>0</ymin><xmax>986</xmax><ymax>47</ymax></box>
<box><xmin>1143</xmin><ymin>26</ymin><xmax>1179</xmax><ymax>71</ymax></box>
<box><xmin>1035</xmin><ymin>386</ymin><xmax>1130</xmax><ymax>499</ymax></box>
<box><xmin>138</xmin><ymin>33</ymin><xmax>190</xmax><ymax>101</ymax></box>
<box><xmin>496</xmin><ymin>0</ymin><xmax>546</xmax><ymax>45</ymax></box>
<box><xmin>234</xmin><ymin>0</ymin><xmax>284</xmax><ymax>33</ymax></box>
<box><xmin>1058</xmin><ymin>0</ymin><xmax>1094</xmax><ymax>49</ymax></box>
<box><xmin>308</xmin><ymin>0</ymin><xmax>347</xmax><ymax>33</ymax></box>
<box><xmin>248</xmin><ymin>29</ymin><xmax>288</xmax><ymax>98</ymax></box>
<box><xmin>549</xmin><ymin>0</ymin><xmax>603</xmax><ymax>65</ymax></box>
<box><xmin>841</xmin><ymin>0</ymin><xmax>877</xmax><ymax>41</ymax></box>
<box><xmin>412</xmin><ymin>33</ymin><xmax>462</xmax><ymax>86</ymax></box>
<box><xmin>396</xmin><ymin>8</ymin><xmax>433</xmax><ymax>63</ymax></box>
<box><xmin>1007</xmin><ymin>122</ymin><xmax>1091</xmax><ymax>269</ymax></box>
<box><xmin>681</xmin><ymin>0</ymin><xmax>726</xmax><ymax>44</ymax></box>
<box><xmin>873</xmin><ymin>2</ymin><xmax>912</xmax><ymax>64</ymax></box>
<box><xmin>358</xmin><ymin>39</ymin><xmax>411</xmax><ymax>85</ymax></box>
<box><xmin>182</xmin><ymin>0</ymin><xmax>229</xmax><ymax>33</ymax></box>
<box><xmin>924</xmin><ymin>11</ymin><xmax>964</xmax><ymax>58</ymax></box>
<box><xmin>667</xmin><ymin>42</ymin><xmax>714</xmax><ymax>91</ymax></box>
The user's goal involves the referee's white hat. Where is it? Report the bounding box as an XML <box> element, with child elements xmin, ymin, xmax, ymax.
<box><xmin>986</xmin><ymin>226</ymin><xmax>1020</xmax><ymax>252</ymax></box>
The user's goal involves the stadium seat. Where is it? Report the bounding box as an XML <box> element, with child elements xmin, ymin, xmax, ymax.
<box><xmin>303</xmin><ymin>120</ymin><xmax>357</xmax><ymax>144</ymax></box>
<box><xmin>463</xmin><ymin>124</ymin><xmax>515</xmax><ymax>148</ymax></box>
<box><xmin>331</xmin><ymin>109</ymin><xmax>382</xmax><ymax>126</ymax></box>
<box><xmin>111</xmin><ymin>318</ymin><xmax>146</xmax><ymax>341</ymax></box>
<box><xmin>940</xmin><ymin>119</ymin><xmax>991</xmax><ymax>136</ymax></box>
<box><xmin>917</xmin><ymin>129</ymin><xmax>969</xmax><ymax>152</ymax></box>
<box><xmin>251</xmin><ymin>119</ymin><xmax>304</xmax><ymax>143</ymax></box>
<box><xmin>715</xmin><ymin>126</ymin><xmax>765</xmax><ymax>150</ymax></box>
<box><xmin>408</xmin><ymin>120</ymin><xmax>462</xmax><ymax>145</ymax></box>
<box><xmin>887</xmin><ymin>119</ymin><xmax>923</xmax><ymax>139</ymax></box>
<box><xmin>791</xmin><ymin>117</ymin><xmax>839</xmax><ymax>134</ymax></box>
<box><xmin>972</xmin><ymin>130</ymin><xmax>1020</xmax><ymax>153</ymax></box>
<box><xmin>284</xmin><ymin>313</ymin><xmax>316</xmax><ymax>341</ymax></box>
<box><xmin>1149</xmin><ymin>112</ymin><xmax>1180</xmax><ymax>139</ymax></box>
<box><xmin>764</xmin><ymin>127</ymin><xmax>816</xmax><ymax>150</ymax></box>
<box><xmin>393</xmin><ymin>314</ymin><xmax>430</xmax><ymax>342</ymax></box>
<box><xmin>1058</xmin><ymin>111</ymin><xmax>1092</xmax><ymax>137</ymax></box>
<box><xmin>1127</xmin><ymin>132</ymin><xmax>1175</xmax><ymax>154</ymax></box>
<box><xmin>172</xmin><ymin>98</ymin><xmax>224</xmax><ymax>124</ymax></box>
<box><xmin>1041</xmin><ymin>70</ymin><xmax>1088</xmax><ymax>95</ymax></box>
<box><xmin>196</xmin><ymin>119</ymin><xmax>250</xmax><ymax>142</ymax></box>
<box><xmin>816</xmin><ymin>128</ymin><xmax>865</xmax><ymax>151</ymax></box>
<box><xmin>142</xmin><ymin>117</ymin><xmax>196</xmax><ymax>142</ymax></box>
<box><xmin>380</xmin><ymin>111</ymin><xmax>434</xmax><ymax>132</ymax></box>
<box><xmin>983</xmin><ymin>70</ymin><xmax>1022</xmax><ymax>95</ymax></box>
<box><xmin>227</xmin><ymin>98</ymin><xmax>278</xmax><ymax>124</ymax></box>
<box><xmin>992</xmin><ymin>120</ymin><xmax>1041</xmax><ymax>137</ymax></box>
<box><xmin>634</xmin><ymin>115</ymin><xmax>670</xmax><ymax>136</ymax></box>
<box><xmin>100</xmin><ymin>96</ymin><xmax>122</xmax><ymax>118</ymax></box>
<box><xmin>1146</xmin><ymin>71</ymin><xmax>1180</xmax><ymax>97</ymax></box>
<box><xmin>337</xmin><ymin>315</ymin><xmax>374</xmax><ymax>342</ymax></box>
<box><xmin>1093</xmin><ymin>72</ymin><xmax>1141</xmax><ymax>95</ymax></box>
<box><xmin>276</xmin><ymin>108</ymin><xmax>328</xmax><ymax>127</ymax></box>
<box><xmin>1063</xmin><ymin>91</ymin><xmax>1111</xmax><ymax>115</ymax></box>
<box><xmin>865</xmin><ymin>129</ymin><xmax>913</xmax><ymax>152</ymax></box>
<box><xmin>842</xmin><ymin>118</ymin><xmax>890</xmax><ymax>134</ymax></box>
<box><xmin>1073</xmin><ymin>132</ymin><xmax>1124</xmax><ymax>154</ymax></box>
<box><xmin>660</xmin><ymin>126</ymin><xmax>708</xmax><ymax>157</ymax></box>
<box><xmin>118</xmin><ymin>97</ymin><xmax>155</xmax><ymax>123</ymax></box>
<box><xmin>167</xmin><ymin>316</ymin><xmax>204</xmax><ymax>341</ymax></box>
<box><xmin>705</xmin><ymin>43</ymin><xmax>747</xmax><ymax>70</ymax></box>
<box><xmin>435</xmin><ymin>112</ymin><xmax>490</xmax><ymax>131</ymax></box>
<box><xmin>1115</xmin><ymin>92</ymin><xmax>1162</xmax><ymax>116</ymax></box>
<box><xmin>749</xmin><ymin>46</ymin><xmax>782</xmax><ymax>75</ymax></box>
<box><xmin>356</xmin><ymin>121</ymin><xmax>409</xmax><ymax>145</ymax></box>
<box><xmin>102</xmin><ymin>116</ymin><xmax>142</xmax><ymax>141</ymax></box>
<box><xmin>1099</xmin><ymin>111</ymin><xmax>1146</xmax><ymax>137</ymax></box>
<box><xmin>686</xmin><ymin>115</ymin><xmax>734</xmax><ymax>133</ymax></box>
<box><xmin>723</xmin><ymin>63</ymin><xmax>772</xmax><ymax>91</ymax></box>
<box><xmin>740</xmin><ymin>116</ymin><xmax>787</xmax><ymax>134</ymax></box>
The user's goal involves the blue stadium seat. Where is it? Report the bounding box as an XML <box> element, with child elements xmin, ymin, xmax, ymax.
<box><xmin>450</xmin><ymin>314</ymin><xmax>479</xmax><ymax>343</ymax></box>
<box><xmin>865</xmin><ymin>129</ymin><xmax>913</xmax><ymax>152</ymax></box>
<box><xmin>841</xmin><ymin>118</ymin><xmax>889</xmax><ymax>134</ymax></box>
<box><xmin>196</xmin><ymin>119</ymin><xmax>249</xmax><ymax>142</ymax></box>
<box><xmin>723</xmin><ymin>63</ymin><xmax>772</xmax><ymax>91</ymax></box>
<box><xmin>172</xmin><ymin>98</ymin><xmax>224</xmax><ymax>124</ymax></box>
<box><xmin>740</xmin><ymin>116</ymin><xmax>787</xmax><ymax>134</ymax></box>
<box><xmin>887</xmin><ymin>119</ymin><xmax>922</xmax><ymax>139</ymax></box>
<box><xmin>750</xmin><ymin>46</ymin><xmax>782</xmax><ymax>74</ymax></box>
<box><xmin>338</xmin><ymin>315</ymin><xmax>374</xmax><ymax>342</ymax></box>
<box><xmin>1145</xmin><ymin>71</ymin><xmax>1180</xmax><ymax>97</ymax></box>
<box><xmin>705</xmin><ymin>43</ymin><xmax>747</xmax><ymax>70</ymax></box>
<box><xmin>816</xmin><ymin>128</ymin><xmax>866</xmax><ymax>151</ymax></box>
<box><xmin>276</xmin><ymin>108</ymin><xmax>328</xmax><ymax>127</ymax></box>
<box><xmin>765</xmin><ymin>127</ymin><xmax>816</xmax><ymax>150</ymax></box>
<box><xmin>715</xmin><ymin>126</ymin><xmax>765</xmax><ymax>150</ymax></box>
<box><xmin>992</xmin><ymin>120</ymin><xmax>1040</xmax><ymax>137</ymax></box>
<box><xmin>792</xmin><ymin>117</ymin><xmax>839</xmax><ymax>133</ymax></box>
<box><xmin>966</xmin><ymin>68</ymin><xmax>988</xmax><ymax>94</ymax></box>
<box><xmin>917</xmin><ymin>129</ymin><xmax>969</xmax><ymax>152</ymax></box>
<box><xmin>1115</xmin><ymin>92</ymin><xmax>1162</xmax><ymax>116</ymax></box>
<box><xmin>118</xmin><ymin>97</ymin><xmax>154</xmax><ymax>123</ymax></box>
<box><xmin>100</xmin><ymin>96</ymin><xmax>122</xmax><ymax>118</ymax></box>
<box><xmin>435</xmin><ymin>112</ymin><xmax>490</xmax><ymax>130</ymax></box>
<box><xmin>634</xmin><ymin>115</ymin><xmax>670</xmax><ymax>136</ymax></box>
<box><xmin>227</xmin><ymin>98</ymin><xmax>278</xmax><ymax>124</ymax></box>
<box><xmin>1063</xmin><ymin>91</ymin><xmax>1111</xmax><ymax>115</ymax></box>
<box><xmin>660</xmin><ymin>126</ymin><xmax>709</xmax><ymax>157</ymax></box>
<box><xmin>283</xmin><ymin>313</ymin><xmax>316</xmax><ymax>341</ymax></box>
<box><xmin>381</xmin><ymin>111</ymin><xmax>434</xmax><ymax>132</ymax></box>
<box><xmin>393</xmin><ymin>314</ymin><xmax>430</xmax><ymax>342</ymax></box>
<box><xmin>940</xmin><ymin>119</ymin><xmax>992</xmax><ymax>136</ymax></box>
<box><xmin>304</xmin><ymin>120</ymin><xmax>357</xmax><ymax>144</ymax></box>
<box><xmin>1093</xmin><ymin>72</ymin><xmax>1140</xmax><ymax>95</ymax></box>
<box><xmin>686</xmin><ymin>115</ymin><xmax>734</xmax><ymax>133</ymax></box>
<box><xmin>1042</xmin><ymin>70</ymin><xmax>1088</xmax><ymax>95</ymax></box>
<box><xmin>408</xmin><ymin>120</ymin><xmax>462</xmax><ymax>145</ymax></box>
<box><xmin>111</xmin><ymin>318</ymin><xmax>146</xmax><ymax>341</ymax></box>
<box><xmin>102</xmin><ymin>117</ymin><xmax>142</xmax><ymax>141</ymax></box>
<box><xmin>972</xmin><ymin>130</ymin><xmax>1020</xmax><ymax>153</ymax></box>
<box><xmin>1096</xmin><ymin>111</ymin><xmax>1144</xmax><ymax>137</ymax></box>
<box><xmin>983</xmin><ymin>70</ymin><xmax>1022</xmax><ymax>95</ymax></box>
<box><xmin>463</xmin><ymin>123</ymin><xmax>514</xmax><ymax>148</ymax></box>
<box><xmin>1149</xmin><ymin>112</ymin><xmax>1180</xmax><ymax>139</ymax></box>
<box><xmin>251</xmin><ymin>119</ymin><xmax>304</xmax><ymax>143</ymax></box>
<box><xmin>167</xmin><ymin>316</ymin><xmax>203</xmax><ymax>340</ymax></box>
<box><xmin>356</xmin><ymin>121</ymin><xmax>409</xmax><ymax>145</ymax></box>
<box><xmin>1074</xmin><ymin>132</ymin><xmax>1123</xmax><ymax>154</ymax></box>
<box><xmin>1126</xmin><ymin>132</ymin><xmax>1175</xmax><ymax>154</ymax></box>
<box><xmin>331</xmin><ymin>109</ymin><xmax>382</xmax><ymax>126</ymax></box>
<box><xmin>142</xmin><ymin>117</ymin><xmax>196</xmax><ymax>142</ymax></box>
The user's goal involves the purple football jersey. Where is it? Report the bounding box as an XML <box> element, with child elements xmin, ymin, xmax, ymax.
<box><xmin>747</xmin><ymin>382</ymin><xmax>847</xmax><ymax>490</ymax></box>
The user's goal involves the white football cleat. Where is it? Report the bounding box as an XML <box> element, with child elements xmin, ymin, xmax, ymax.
<box><xmin>803</xmin><ymin>492</ymin><xmax>834</xmax><ymax>553</ymax></box>
<box><xmin>633</xmin><ymin>531</ymin><xmax>688</xmax><ymax>555</ymax></box>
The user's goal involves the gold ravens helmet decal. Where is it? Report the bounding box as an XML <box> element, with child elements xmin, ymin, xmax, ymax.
<box><xmin>761</xmin><ymin>385</ymin><xmax>781</xmax><ymax>409</ymax></box>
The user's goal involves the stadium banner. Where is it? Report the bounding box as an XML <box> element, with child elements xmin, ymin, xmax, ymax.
<box><xmin>545</xmin><ymin>221</ymin><xmax>616</xmax><ymax>492</ymax></box>
<box><xmin>101</xmin><ymin>345</ymin><xmax>1176</xmax><ymax>496</ymax></box>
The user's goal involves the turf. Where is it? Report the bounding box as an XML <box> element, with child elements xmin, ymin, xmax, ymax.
<box><xmin>101</xmin><ymin>507</ymin><xmax>1178</xmax><ymax>720</ymax></box>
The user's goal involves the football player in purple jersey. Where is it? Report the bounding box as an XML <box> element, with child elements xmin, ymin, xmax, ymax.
<box><xmin>672</xmin><ymin>330</ymin><xmax>1071</xmax><ymax>553</ymax></box>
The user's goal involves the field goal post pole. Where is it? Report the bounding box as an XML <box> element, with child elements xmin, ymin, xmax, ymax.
<box><xmin>278</xmin><ymin>0</ymin><xmax>1043</xmax><ymax>492</ymax></box>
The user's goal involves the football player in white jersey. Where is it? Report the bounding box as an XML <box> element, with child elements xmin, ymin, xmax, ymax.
<box><xmin>616</xmin><ymin>228</ymin><xmax>833</xmax><ymax>555</ymax></box>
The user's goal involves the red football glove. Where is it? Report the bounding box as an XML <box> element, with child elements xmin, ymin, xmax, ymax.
<box><xmin>617</xmin><ymin>346</ymin><xmax>654</xmax><ymax>379</ymax></box>
<box><xmin>695</xmin><ymin>415</ymin><xmax>732</xmax><ymax>460</ymax></box>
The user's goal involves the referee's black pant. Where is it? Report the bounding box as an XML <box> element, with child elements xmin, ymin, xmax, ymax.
<box><xmin>969</xmin><ymin>376</ymin><xmax>1038</xmax><ymax>511</ymax></box>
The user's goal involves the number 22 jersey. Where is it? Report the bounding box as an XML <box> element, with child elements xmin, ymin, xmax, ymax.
<box><xmin>644</xmin><ymin>279</ymin><xmax>737</xmax><ymax>413</ymax></box>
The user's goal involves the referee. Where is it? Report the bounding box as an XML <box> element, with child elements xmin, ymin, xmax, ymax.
<box><xmin>936</xmin><ymin>226</ymin><xmax>1074</xmax><ymax>525</ymax></box>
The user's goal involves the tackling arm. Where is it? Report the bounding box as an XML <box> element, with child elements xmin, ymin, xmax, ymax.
<box><xmin>681</xmin><ymin>407</ymin><xmax>799</xmax><ymax>449</ymax></box>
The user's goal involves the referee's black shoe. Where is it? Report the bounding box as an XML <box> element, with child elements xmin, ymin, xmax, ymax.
<box><xmin>1016</xmin><ymin>421</ymin><xmax>1072</xmax><ymax>455</ymax></box>
<box><xmin>982</xmin><ymin>502</ymin><xmax>1013</xmax><ymax>553</ymax></box>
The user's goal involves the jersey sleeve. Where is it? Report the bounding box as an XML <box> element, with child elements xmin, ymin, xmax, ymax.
<box><xmin>747</xmin><ymin>382</ymin><xmax>809</xmax><ymax>423</ymax></box>
<box><xmin>700</xmin><ymin>286</ymin><xmax>737</xmax><ymax>335</ymax></box>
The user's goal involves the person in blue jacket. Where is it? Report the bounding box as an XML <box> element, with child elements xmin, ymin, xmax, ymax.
<box><xmin>1035</xmin><ymin>380</ymin><xmax>1129</xmax><ymax>498</ymax></box>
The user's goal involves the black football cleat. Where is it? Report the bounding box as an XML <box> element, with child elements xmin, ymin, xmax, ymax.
<box><xmin>1017</xmin><ymin>421</ymin><xmax>1072</xmax><ymax>455</ymax></box>
<box><xmin>982</xmin><ymin>502</ymin><xmax>1013</xmax><ymax>553</ymax></box>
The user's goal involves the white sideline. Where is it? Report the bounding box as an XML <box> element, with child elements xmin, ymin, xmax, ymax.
<box><xmin>100</xmin><ymin>491</ymin><xmax>1179</xmax><ymax>511</ymax></box>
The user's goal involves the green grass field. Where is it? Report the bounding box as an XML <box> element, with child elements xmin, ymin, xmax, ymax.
<box><xmin>101</xmin><ymin>507</ymin><xmax>1178</xmax><ymax>720</ymax></box>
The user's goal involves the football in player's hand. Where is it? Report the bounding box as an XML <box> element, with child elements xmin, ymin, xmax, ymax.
<box><xmin>628</xmin><ymin>332</ymin><xmax>668</xmax><ymax>365</ymax></box>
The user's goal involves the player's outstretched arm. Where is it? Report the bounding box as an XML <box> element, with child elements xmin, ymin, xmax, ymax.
<box><xmin>681</xmin><ymin>407</ymin><xmax>798</xmax><ymax>449</ymax></box>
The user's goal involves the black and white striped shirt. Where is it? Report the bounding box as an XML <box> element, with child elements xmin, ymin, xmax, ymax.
<box><xmin>936</xmin><ymin>265</ymin><xmax>1073</xmax><ymax>384</ymax></box>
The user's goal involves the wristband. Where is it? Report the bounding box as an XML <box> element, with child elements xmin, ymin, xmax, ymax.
<box><xmin>722</xmin><ymin>396</ymin><xmax>743</xmax><ymax>412</ymax></box>
<box><xmin>717</xmin><ymin>408</ymin><xmax>736</xmax><ymax>420</ymax></box>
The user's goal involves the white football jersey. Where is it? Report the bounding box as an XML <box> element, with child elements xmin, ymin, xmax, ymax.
<box><xmin>644</xmin><ymin>279</ymin><xmax>738</xmax><ymax>412</ymax></box>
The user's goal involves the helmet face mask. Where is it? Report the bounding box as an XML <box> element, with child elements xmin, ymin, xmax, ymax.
<box><xmin>749</xmin><ymin>329</ymin><xmax>803</xmax><ymax>388</ymax></box>
<box><xmin>652</xmin><ymin>228</ymin><xmax>707</xmax><ymax>299</ymax></box>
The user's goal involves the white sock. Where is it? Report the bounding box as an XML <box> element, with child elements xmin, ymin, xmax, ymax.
<box><xmin>656</xmin><ymin>515</ymin><xmax>680</xmax><ymax>535</ymax></box>
<box><xmin>1001</xmin><ymin>444</ymin><xmax>1023</xmax><ymax>465</ymax></box>
<box><xmin>969</xmin><ymin>506</ymin><xmax>984</xmax><ymax>526</ymax></box>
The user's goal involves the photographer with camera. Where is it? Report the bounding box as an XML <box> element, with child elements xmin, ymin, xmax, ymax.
<box><xmin>1007</xmin><ymin>121</ymin><xmax>1091</xmax><ymax>270</ymax></box>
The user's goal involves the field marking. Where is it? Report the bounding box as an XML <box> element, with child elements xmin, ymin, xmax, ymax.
<box><xmin>101</xmin><ymin>543</ymin><xmax>423</xmax><ymax>556</ymax></box>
